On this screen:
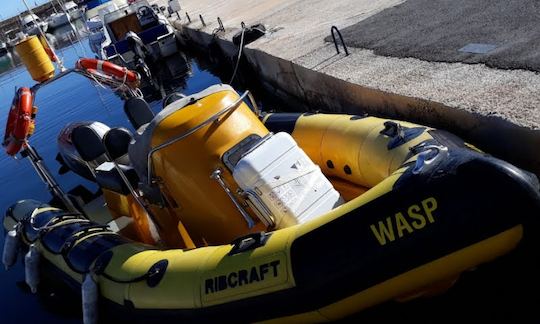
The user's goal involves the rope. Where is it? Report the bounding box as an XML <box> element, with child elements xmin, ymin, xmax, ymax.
<box><xmin>82</xmin><ymin>69</ymin><xmax>130</xmax><ymax>93</ymax></box>
<box><xmin>229</xmin><ymin>26</ymin><xmax>246</xmax><ymax>84</ymax></box>
<box><xmin>29</xmin><ymin>210</ymin><xmax>85</xmax><ymax>232</ymax></box>
<box><xmin>89</xmin><ymin>74</ymin><xmax>113</xmax><ymax>113</ymax></box>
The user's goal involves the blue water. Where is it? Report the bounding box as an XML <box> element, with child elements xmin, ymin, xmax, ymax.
<box><xmin>0</xmin><ymin>42</ymin><xmax>223</xmax><ymax>323</ymax></box>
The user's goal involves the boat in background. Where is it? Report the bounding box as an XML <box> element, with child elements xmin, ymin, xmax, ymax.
<box><xmin>64</xmin><ymin>1</ymin><xmax>84</xmax><ymax>20</ymax></box>
<box><xmin>84</xmin><ymin>0</ymin><xmax>129</xmax><ymax>56</ymax></box>
<box><xmin>21</xmin><ymin>14</ymin><xmax>49</xmax><ymax>36</ymax></box>
<box><xmin>0</xmin><ymin>42</ymin><xmax>11</xmax><ymax>59</ymax></box>
<box><xmin>0</xmin><ymin>42</ymin><xmax>14</xmax><ymax>73</ymax></box>
<box><xmin>100</xmin><ymin>0</ymin><xmax>178</xmax><ymax>65</ymax></box>
<box><xmin>47</xmin><ymin>12</ymin><xmax>71</xmax><ymax>30</ymax></box>
<box><xmin>85</xmin><ymin>0</ymin><xmax>180</xmax><ymax>97</ymax></box>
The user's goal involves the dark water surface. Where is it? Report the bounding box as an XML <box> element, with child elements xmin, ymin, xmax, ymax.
<box><xmin>0</xmin><ymin>39</ymin><xmax>268</xmax><ymax>323</ymax></box>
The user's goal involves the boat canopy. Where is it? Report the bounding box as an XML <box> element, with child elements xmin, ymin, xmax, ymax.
<box><xmin>21</xmin><ymin>14</ymin><xmax>41</xmax><ymax>28</ymax></box>
<box><xmin>63</xmin><ymin>1</ymin><xmax>79</xmax><ymax>11</ymax></box>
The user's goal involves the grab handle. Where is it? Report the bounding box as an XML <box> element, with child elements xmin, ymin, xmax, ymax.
<box><xmin>228</xmin><ymin>232</ymin><xmax>270</xmax><ymax>255</ymax></box>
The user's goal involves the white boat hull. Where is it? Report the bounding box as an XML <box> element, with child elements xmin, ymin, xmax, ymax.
<box><xmin>47</xmin><ymin>13</ymin><xmax>71</xmax><ymax>29</ymax></box>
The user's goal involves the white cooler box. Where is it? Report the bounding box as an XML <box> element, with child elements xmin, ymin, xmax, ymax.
<box><xmin>233</xmin><ymin>132</ymin><xmax>343</xmax><ymax>229</ymax></box>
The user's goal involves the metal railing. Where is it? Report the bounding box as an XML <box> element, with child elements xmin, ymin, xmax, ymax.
<box><xmin>331</xmin><ymin>26</ymin><xmax>349</xmax><ymax>56</ymax></box>
<box><xmin>146</xmin><ymin>90</ymin><xmax>253</xmax><ymax>184</ymax></box>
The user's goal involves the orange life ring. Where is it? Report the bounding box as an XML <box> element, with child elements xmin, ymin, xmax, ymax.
<box><xmin>85</xmin><ymin>68</ymin><xmax>122</xmax><ymax>86</ymax></box>
<box><xmin>76</xmin><ymin>58</ymin><xmax>140</xmax><ymax>87</ymax></box>
<box><xmin>3</xmin><ymin>88</ymin><xmax>34</xmax><ymax>156</ymax></box>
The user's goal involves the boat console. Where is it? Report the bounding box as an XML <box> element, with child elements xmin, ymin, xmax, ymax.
<box><xmin>57</xmin><ymin>84</ymin><xmax>345</xmax><ymax>248</ymax></box>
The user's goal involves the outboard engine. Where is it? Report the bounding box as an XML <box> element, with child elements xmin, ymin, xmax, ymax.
<box><xmin>125</xmin><ymin>31</ymin><xmax>158</xmax><ymax>91</ymax></box>
<box><xmin>125</xmin><ymin>31</ymin><xmax>154</xmax><ymax>63</ymax></box>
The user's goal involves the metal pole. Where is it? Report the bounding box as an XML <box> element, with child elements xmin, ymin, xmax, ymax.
<box><xmin>23</xmin><ymin>142</ymin><xmax>79</xmax><ymax>213</ymax></box>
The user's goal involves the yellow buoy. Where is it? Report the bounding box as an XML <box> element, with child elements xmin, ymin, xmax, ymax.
<box><xmin>15</xmin><ymin>36</ymin><xmax>55</xmax><ymax>83</ymax></box>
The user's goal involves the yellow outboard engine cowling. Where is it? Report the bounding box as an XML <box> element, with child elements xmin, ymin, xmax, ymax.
<box><xmin>130</xmin><ymin>85</ymin><xmax>269</xmax><ymax>246</ymax></box>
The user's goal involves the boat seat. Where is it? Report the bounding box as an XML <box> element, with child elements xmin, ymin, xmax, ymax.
<box><xmin>72</xmin><ymin>123</ymin><xmax>110</xmax><ymax>162</ymax></box>
<box><xmin>103</xmin><ymin>127</ymin><xmax>132</xmax><ymax>165</ymax></box>
<box><xmin>138</xmin><ymin>6</ymin><xmax>159</xmax><ymax>29</ymax></box>
<box><xmin>95</xmin><ymin>162</ymin><xmax>139</xmax><ymax>195</ymax></box>
<box><xmin>124</xmin><ymin>97</ymin><xmax>155</xmax><ymax>130</ymax></box>
<box><xmin>104</xmin><ymin>24</ymin><xmax>171</xmax><ymax>57</ymax></box>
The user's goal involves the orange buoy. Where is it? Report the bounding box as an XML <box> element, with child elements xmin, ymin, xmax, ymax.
<box><xmin>3</xmin><ymin>88</ymin><xmax>34</xmax><ymax>156</ymax></box>
<box><xmin>76</xmin><ymin>58</ymin><xmax>140</xmax><ymax>87</ymax></box>
<box><xmin>15</xmin><ymin>36</ymin><xmax>55</xmax><ymax>83</ymax></box>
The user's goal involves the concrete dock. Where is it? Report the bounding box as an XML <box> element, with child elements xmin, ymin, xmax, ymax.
<box><xmin>155</xmin><ymin>0</ymin><xmax>540</xmax><ymax>175</ymax></box>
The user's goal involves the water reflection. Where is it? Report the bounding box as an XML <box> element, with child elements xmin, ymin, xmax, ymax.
<box><xmin>47</xmin><ymin>18</ymin><xmax>89</xmax><ymax>49</ymax></box>
<box><xmin>0</xmin><ymin>18</ymin><xmax>88</xmax><ymax>76</ymax></box>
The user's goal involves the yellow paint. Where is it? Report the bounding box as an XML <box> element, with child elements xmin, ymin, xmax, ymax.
<box><xmin>15</xmin><ymin>36</ymin><xmax>55</xmax><ymax>82</ymax></box>
<box><xmin>395</xmin><ymin>212</ymin><xmax>414</xmax><ymax>237</ymax></box>
<box><xmin>201</xmin><ymin>253</ymin><xmax>288</xmax><ymax>304</ymax></box>
<box><xmin>151</xmin><ymin>88</ymin><xmax>269</xmax><ymax>245</ymax></box>
<box><xmin>370</xmin><ymin>197</ymin><xmax>439</xmax><ymax>246</ymax></box>
<box><xmin>102</xmin><ymin>189</ymin><xmax>156</xmax><ymax>244</ymax></box>
<box><xmin>422</xmin><ymin>197</ymin><xmax>437</xmax><ymax>223</ymax></box>
<box><xmin>370</xmin><ymin>218</ymin><xmax>396</xmax><ymax>246</ymax></box>
<box><xmin>289</xmin><ymin>114</ymin><xmax>433</xmax><ymax>188</ymax></box>
<box><xmin>408</xmin><ymin>204</ymin><xmax>426</xmax><ymax>229</ymax></box>
<box><xmin>329</xmin><ymin>177</ymin><xmax>368</xmax><ymax>201</ymax></box>
<box><xmin>102</xmin><ymin>189</ymin><xmax>130</xmax><ymax>218</ymax></box>
<box><xmin>127</xmin><ymin>197</ymin><xmax>157</xmax><ymax>245</ymax></box>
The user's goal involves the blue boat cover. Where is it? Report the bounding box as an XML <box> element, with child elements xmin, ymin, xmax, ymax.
<box><xmin>85</xmin><ymin>0</ymin><xmax>111</xmax><ymax>10</ymax></box>
<box><xmin>104</xmin><ymin>24</ymin><xmax>170</xmax><ymax>57</ymax></box>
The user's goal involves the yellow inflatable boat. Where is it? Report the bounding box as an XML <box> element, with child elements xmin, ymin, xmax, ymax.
<box><xmin>3</xmin><ymin>83</ymin><xmax>540</xmax><ymax>323</ymax></box>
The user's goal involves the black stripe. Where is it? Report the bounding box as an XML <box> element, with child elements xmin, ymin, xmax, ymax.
<box><xmin>41</xmin><ymin>220</ymin><xmax>94</xmax><ymax>254</ymax></box>
<box><xmin>290</xmin><ymin>153</ymin><xmax>537</xmax><ymax>308</ymax></box>
<box><xmin>96</xmin><ymin>152</ymin><xmax>540</xmax><ymax>323</ymax></box>
<box><xmin>64</xmin><ymin>233</ymin><xmax>130</xmax><ymax>274</ymax></box>
<box><xmin>263</xmin><ymin>113</ymin><xmax>302</xmax><ymax>134</ymax></box>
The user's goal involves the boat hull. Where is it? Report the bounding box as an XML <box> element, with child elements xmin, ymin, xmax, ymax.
<box><xmin>4</xmin><ymin>113</ymin><xmax>540</xmax><ymax>322</ymax></box>
<box><xmin>47</xmin><ymin>14</ymin><xmax>71</xmax><ymax>29</ymax></box>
